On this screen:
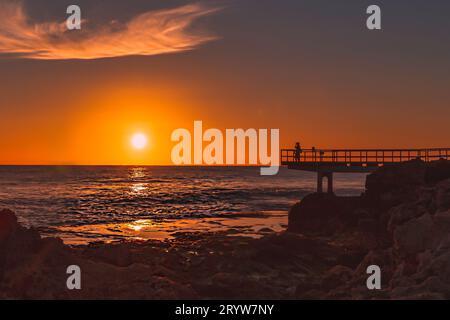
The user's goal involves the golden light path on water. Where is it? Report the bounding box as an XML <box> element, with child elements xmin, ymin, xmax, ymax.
<box><xmin>1</xmin><ymin>165</ymin><xmax>366</xmax><ymax>245</ymax></box>
<box><xmin>53</xmin><ymin>167</ymin><xmax>289</xmax><ymax>244</ymax></box>
<box><xmin>57</xmin><ymin>212</ymin><xmax>288</xmax><ymax>245</ymax></box>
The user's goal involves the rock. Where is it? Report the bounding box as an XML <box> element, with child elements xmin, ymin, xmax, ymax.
<box><xmin>419</xmin><ymin>251</ymin><xmax>450</xmax><ymax>284</ymax></box>
<box><xmin>297</xmin><ymin>289</ymin><xmax>326</xmax><ymax>299</ymax></box>
<box><xmin>0</xmin><ymin>209</ymin><xmax>18</xmax><ymax>244</ymax></box>
<box><xmin>393</xmin><ymin>213</ymin><xmax>438</xmax><ymax>256</ymax></box>
<box><xmin>433</xmin><ymin>210</ymin><xmax>450</xmax><ymax>232</ymax></box>
<box><xmin>366</xmin><ymin>159</ymin><xmax>426</xmax><ymax>196</ymax></box>
<box><xmin>321</xmin><ymin>265</ymin><xmax>353</xmax><ymax>290</ymax></box>
<box><xmin>425</xmin><ymin>160</ymin><xmax>450</xmax><ymax>184</ymax></box>
<box><xmin>355</xmin><ymin>249</ymin><xmax>395</xmax><ymax>280</ymax></box>
<box><xmin>0</xmin><ymin>213</ymin><xmax>42</xmax><ymax>280</ymax></box>
<box><xmin>416</xmin><ymin>249</ymin><xmax>433</xmax><ymax>275</ymax></box>
<box><xmin>295</xmin><ymin>276</ymin><xmax>321</xmax><ymax>297</ymax></box>
<box><xmin>432</xmin><ymin>179</ymin><xmax>450</xmax><ymax>212</ymax></box>
<box><xmin>390</xmin><ymin>274</ymin><xmax>416</xmax><ymax>289</ymax></box>
<box><xmin>84</xmin><ymin>243</ymin><xmax>133</xmax><ymax>267</ymax></box>
<box><xmin>356</xmin><ymin>218</ymin><xmax>381</xmax><ymax>249</ymax></box>
<box><xmin>390</xmin><ymin>276</ymin><xmax>449</xmax><ymax>299</ymax></box>
<box><xmin>288</xmin><ymin>193</ymin><xmax>361</xmax><ymax>236</ymax></box>
<box><xmin>387</xmin><ymin>203</ymin><xmax>429</xmax><ymax>233</ymax></box>
<box><xmin>258</xmin><ymin>227</ymin><xmax>274</xmax><ymax>233</ymax></box>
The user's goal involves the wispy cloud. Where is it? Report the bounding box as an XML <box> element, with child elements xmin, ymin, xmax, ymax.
<box><xmin>0</xmin><ymin>1</ymin><xmax>220</xmax><ymax>60</ymax></box>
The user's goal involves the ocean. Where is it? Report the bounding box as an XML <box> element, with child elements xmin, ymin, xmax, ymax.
<box><xmin>0</xmin><ymin>166</ymin><xmax>367</xmax><ymax>243</ymax></box>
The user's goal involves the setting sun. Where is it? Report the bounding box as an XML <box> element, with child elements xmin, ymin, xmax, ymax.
<box><xmin>131</xmin><ymin>133</ymin><xmax>148</xmax><ymax>150</ymax></box>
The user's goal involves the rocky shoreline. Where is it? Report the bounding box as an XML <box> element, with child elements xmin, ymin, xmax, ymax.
<box><xmin>289</xmin><ymin>159</ymin><xmax>450</xmax><ymax>299</ymax></box>
<box><xmin>1</xmin><ymin>159</ymin><xmax>449</xmax><ymax>299</ymax></box>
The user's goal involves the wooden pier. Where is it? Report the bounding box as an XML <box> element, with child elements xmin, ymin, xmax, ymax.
<box><xmin>280</xmin><ymin>148</ymin><xmax>450</xmax><ymax>193</ymax></box>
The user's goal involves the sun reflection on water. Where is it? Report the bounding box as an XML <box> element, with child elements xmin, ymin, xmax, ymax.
<box><xmin>130</xmin><ymin>183</ymin><xmax>147</xmax><ymax>194</ymax></box>
<box><xmin>127</xmin><ymin>219</ymin><xmax>154</xmax><ymax>231</ymax></box>
<box><xmin>129</xmin><ymin>167</ymin><xmax>146</xmax><ymax>179</ymax></box>
<box><xmin>129</xmin><ymin>167</ymin><xmax>148</xmax><ymax>195</ymax></box>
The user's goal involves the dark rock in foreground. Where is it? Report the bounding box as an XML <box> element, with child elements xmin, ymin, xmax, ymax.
<box><xmin>288</xmin><ymin>159</ymin><xmax>450</xmax><ymax>299</ymax></box>
<box><xmin>0</xmin><ymin>159</ymin><xmax>449</xmax><ymax>299</ymax></box>
<box><xmin>0</xmin><ymin>208</ymin><xmax>339</xmax><ymax>299</ymax></box>
<box><xmin>288</xmin><ymin>193</ymin><xmax>362</xmax><ymax>236</ymax></box>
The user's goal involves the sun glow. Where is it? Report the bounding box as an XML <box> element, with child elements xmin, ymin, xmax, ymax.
<box><xmin>131</xmin><ymin>133</ymin><xmax>148</xmax><ymax>150</ymax></box>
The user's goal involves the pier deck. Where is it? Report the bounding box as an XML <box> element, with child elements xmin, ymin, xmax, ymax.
<box><xmin>281</xmin><ymin>148</ymin><xmax>450</xmax><ymax>193</ymax></box>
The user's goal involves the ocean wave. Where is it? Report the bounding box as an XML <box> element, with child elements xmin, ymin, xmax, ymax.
<box><xmin>0</xmin><ymin>166</ymin><xmax>366</xmax><ymax>230</ymax></box>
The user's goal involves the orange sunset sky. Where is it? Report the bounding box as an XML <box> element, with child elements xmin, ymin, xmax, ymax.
<box><xmin>0</xmin><ymin>0</ymin><xmax>449</xmax><ymax>165</ymax></box>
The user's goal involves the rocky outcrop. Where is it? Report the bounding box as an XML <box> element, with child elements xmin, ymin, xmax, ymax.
<box><xmin>287</xmin><ymin>193</ymin><xmax>362</xmax><ymax>236</ymax></box>
<box><xmin>289</xmin><ymin>159</ymin><xmax>450</xmax><ymax>299</ymax></box>
<box><xmin>1</xmin><ymin>159</ymin><xmax>449</xmax><ymax>299</ymax></box>
<box><xmin>0</xmin><ymin>209</ymin><xmax>198</xmax><ymax>299</ymax></box>
<box><xmin>0</xmin><ymin>208</ymin><xmax>344</xmax><ymax>299</ymax></box>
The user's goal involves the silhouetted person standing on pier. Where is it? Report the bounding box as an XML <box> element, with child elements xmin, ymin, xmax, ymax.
<box><xmin>294</xmin><ymin>142</ymin><xmax>302</xmax><ymax>162</ymax></box>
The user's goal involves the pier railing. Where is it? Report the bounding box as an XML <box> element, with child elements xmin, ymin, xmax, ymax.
<box><xmin>281</xmin><ymin>148</ymin><xmax>450</xmax><ymax>166</ymax></box>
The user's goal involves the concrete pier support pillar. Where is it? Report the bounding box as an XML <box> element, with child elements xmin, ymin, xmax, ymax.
<box><xmin>327</xmin><ymin>172</ymin><xmax>333</xmax><ymax>194</ymax></box>
<box><xmin>317</xmin><ymin>171</ymin><xmax>334</xmax><ymax>194</ymax></box>
<box><xmin>317</xmin><ymin>172</ymin><xmax>323</xmax><ymax>193</ymax></box>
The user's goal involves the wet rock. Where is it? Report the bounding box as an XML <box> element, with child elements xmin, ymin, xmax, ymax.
<box><xmin>258</xmin><ymin>227</ymin><xmax>274</xmax><ymax>233</ymax></box>
<box><xmin>84</xmin><ymin>243</ymin><xmax>133</xmax><ymax>267</ymax></box>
